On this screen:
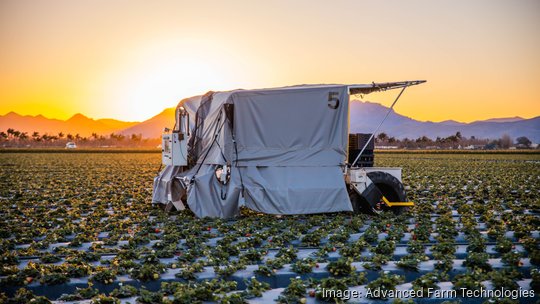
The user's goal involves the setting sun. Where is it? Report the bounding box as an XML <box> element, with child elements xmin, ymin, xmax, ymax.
<box><xmin>100</xmin><ymin>39</ymin><xmax>250</xmax><ymax>121</ymax></box>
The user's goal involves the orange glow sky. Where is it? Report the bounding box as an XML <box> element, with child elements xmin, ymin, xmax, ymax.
<box><xmin>1</xmin><ymin>0</ymin><xmax>539</xmax><ymax>122</ymax></box>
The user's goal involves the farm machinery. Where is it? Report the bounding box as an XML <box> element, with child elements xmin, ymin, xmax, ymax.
<box><xmin>153</xmin><ymin>81</ymin><xmax>426</xmax><ymax>218</ymax></box>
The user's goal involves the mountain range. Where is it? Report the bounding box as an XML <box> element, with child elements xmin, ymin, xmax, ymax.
<box><xmin>0</xmin><ymin>112</ymin><xmax>138</xmax><ymax>137</ymax></box>
<box><xmin>1</xmin><ymin>101</ymin><xmax>539</xmax><ymax>142</ymax></box>
<box><xmin>349</xmin><ymin>101</ymin><xmax>540</xmax><ymax>142</ymax></box>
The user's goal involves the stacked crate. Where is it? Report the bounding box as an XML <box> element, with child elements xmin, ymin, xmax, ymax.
<box><xmin>348</xmin><ymin>133</ymin><xmax>374</xmax><ymax>167</ymax></box>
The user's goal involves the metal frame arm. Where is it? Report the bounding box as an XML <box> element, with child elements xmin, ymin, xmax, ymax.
<box><xmin>350</xmin><ymin>82</ymin><xmax>411</xmax><ymax>167</ymax></box>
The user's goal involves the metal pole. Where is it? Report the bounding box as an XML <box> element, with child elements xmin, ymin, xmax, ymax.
<box><xmin>351</xmin><ymin>82</ymin><xmax>410</xmax><ymax>167</ymax></box>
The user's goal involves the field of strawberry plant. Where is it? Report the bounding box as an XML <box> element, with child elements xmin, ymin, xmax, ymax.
<box><xmin>0</xmin><ymin>151</ymin><xmax>539</xmax><ymax>303</ymax></box>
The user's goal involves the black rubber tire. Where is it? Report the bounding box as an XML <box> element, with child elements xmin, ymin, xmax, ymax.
<box><xmin>350</xmin><ymin>171</ymin><xmax>408</xmax><ymax>215</ymax></box>
<box><xmin>348</xmin><ymin>188</ymin><xmax>373</xmax><ymax>214</ymax></box>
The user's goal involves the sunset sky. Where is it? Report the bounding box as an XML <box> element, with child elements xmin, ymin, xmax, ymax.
<box><xmin>1</xmin><ymin>0</ymin><xmax>539</xmax><ymax>122</ymax></box>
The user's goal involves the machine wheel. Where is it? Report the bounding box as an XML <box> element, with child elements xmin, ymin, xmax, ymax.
<box><xmin>352</xmin><ymin>171</ymin><xmax>408</xmax><ymax>215</ymax></box>
<box><xmin>348</xmin><ymin>188</ymin><xmax>373</xmax><ymax>214</ymax></box>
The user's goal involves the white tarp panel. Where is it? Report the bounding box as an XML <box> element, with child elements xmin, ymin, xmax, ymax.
<box><xmin>240</xmin><ymin>166</ymin><xmax>351</xmax><ymax>214</ymax></box>
<box><xmin>231</xmin><ymin>86</ymin><xmax>349</xmax><ymax>166</ymax></box>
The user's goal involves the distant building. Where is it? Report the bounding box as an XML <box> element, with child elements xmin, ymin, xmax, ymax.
<box><xmin>464</xmin><ymin>145</ymin><xmax>484</xmax><ymax>150</ymax></box>
<box><xmin>65</xmin><ymin>142</ymin><xmax>77</xmax><ymax>149</ymax></box>
<box><xmin>375</xmin><ymin>145</ymin><xmax>399</xmax><ymax>149</ymax></box>
<box><xmin>516</xmin><ymin>143</ymin><xmax>539</xmax><ymax>149</ymax></box>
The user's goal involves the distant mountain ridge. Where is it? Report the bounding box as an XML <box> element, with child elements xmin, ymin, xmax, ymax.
<box><xmin>480</xmin><ymin>117</ymin><xmax>524</xmax><ymax>123</ymax></box>
<box><xmin>1</xmin><ymin>102</ymin><xmax>539</xmax><ymax>142</ymax></box>
<box><xmin>118</xmin><ymin>108</ymin><xmax>175</xmax><ymax>138</ymax></box>
<box><xmin>0</xmin><ymin>112</ymin><xmax>138</xmax><ymax>137</ymax></box>
<box><xmin>349</xmin><ymin>101</ymin><xmax>540</xmax><ymax>142</ymax></box>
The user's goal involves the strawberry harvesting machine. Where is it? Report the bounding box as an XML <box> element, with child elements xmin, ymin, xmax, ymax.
<box><xmin>153</xmin><ymin>81</ymin><xmax>426</xmax><ymax>218</ymax></box>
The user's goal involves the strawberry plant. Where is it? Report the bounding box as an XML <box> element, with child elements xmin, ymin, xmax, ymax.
<box><xmin>277</xmin><ymin>277</ymin><xmax>306</xmax><ymax>303</ymax></box>
<box><xmin>327</xmin><ymin>258</ymin><xmax>355</xmax><ymax>276</ymax></box>
<box><xmin>466</xmin><ymin>236</ymin><xmax>487</xmax><ymax>253</ymax></box>
<box><xmin>406</xmin><ymin>240</ymin><xmax>425</xmax><ymax>254</ymax></box>
<box><xmin>530</xmin><ymin>250</ymin><xmax>540</xmax><ymax>266</ymax></box>
<box><xmin>463</xmin><ymin>252</ymin><xmax>492</xmax><ymax>272</ymax></box>
<box><xmin>489</xmin><ymin>268</ymin><xmax>521</xmax><ymax>290</ymax></box>
<box><xmin>214</xmin><ymin>260</ymin><xmax>246</xmax><ymax>278</ymax></box>
<box><xmin>91</xmin><ymin>269</ymin><xmax>116</xmax><ymax>284</ymax></box>
<box><xmin>363</xmin><ymin>254</ymin><xmax>390</xmax><ymax>271</ymax></box>
<box><xmin>397</xmin><ymin>254</ymin><xmax>427</xmax><ymax>271</ymax></box>
<box><xmin>432</xmin><ymin>242</ymin><xmax>456</xmax><ymax>260</ymax></box>
<box><xmin>373</xmin><ymin>239</ymin><xmax>396</xmax><ymax>255</ymax></box>
<box><xmin>329</xmin><ymin>228</ymin><xmax>350</xmax><ymax>245</ymax></box>
<box><xmin>495</xmin><ymin>237</ymin><xmax>513</xmax><ymax>254</ymax></box>
<box><xmin>132</xmin><ymin>263</ymin><xmax>166</xmax><ymax>281</ymax></box>
<box><xmin>58</xmin><ymin>286</ymin><xmax>99</xmax><ymax>301</ymax></box>
<box><xmin>340</xmin><ymin>238</ymin><xmax>367</xmax><ymax>260</ymax></box>
<box><xmin>110</xmin><ymin>284</ymin><xmax>139</xmax><ymax>298</ymax></box>
<box><xmin>239</xmin><ymin>248</ymin><xmax>264</xmax><ymax>263</ymax></box>
<box><xmin>276</xmin><ymin>245</ymin><xmax>298</xmax><ymax>262</ymax></box>
<box><xmin>244</xmin><ymin>277</ymin><xmax>270</xmax><ymax>298</ymax></box>
<box><xmin>520</xmin><ymin>236</ymin><xmax>539</xmax><ymax>252</ymax></box>
<box><xmin>137</xmin><ymin>288</ymin><xmax>164</xmax><ymax>304</ymax></box>
<box><xmin>315</xmin><ymin>277</ymin><xmax>348</xmax><ymax>302</ymax></box>
<box><xmin>39</xmin><ymin>273</ymin><xmax>69</xmax><ymax>285</ymax></box>
<box><xmin>291</xmin><ymin>258</ymin><xmax>316</xmax><ymax>274</ymax></box>
<box><xmin>502</xmin><ymin>251</ymin><xmax>523</xmax><ymax>268</ymax></box>
<box><xmin>40</xmin><ymin>253</ymin><xmax>61</xmax><ymax>264</ymax></box>
<box><xmin>362</xmin><ymin>226</ymin><xmax>379</xmax><ymax>243</ymax></box>
<box><xmin>1</xmin><ymin>253</ymin><xmax>19</xmax><ymax>266</ymax></box>
<box><xmin>434</xmin><ymin>258</ymin><xmax>454</xmax><ymax>273</ymax></box>
<box><xmin>366</xmin><ymin>271</ymin><xmax>405</xmax><ymax>299</ymax></box>
<box><xmin>90</xmin><ymin>294</ymin><xmax>121</xmax><ymax>304</ymax></box>
<box><xmin>219</xmin><ymin>293</ymin><xmax>246</xmax><ymax>303</ymax></box>
<box><xmin>300</xmin><ymin>229</ymin><xmax>324</xmax><ymax>247</ymax></box>
<box><xmin>531</xmin><ymin>268</ymin><xmax>540</xmax><ymax>293</ymax></box>
<box><xmin>411</xmin><ymin>272</ymin><xmax>440</xmax><ymax>295</ymax></box>
<box><xmin>2</xmin><ymin>288</ymin><xmax>51</xmax><ymax>304</ymax></box>
<box><xmin>453</xmin><ymin>272</ymin><xmax>484</xmax><ymax>294</ymax></box>
<box><xmin>176</xmin><ymin>261</ymin><xmax>204</xmax><ymax>280</ymax></box>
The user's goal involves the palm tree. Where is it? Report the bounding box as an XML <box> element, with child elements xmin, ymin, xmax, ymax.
<box><xmin>7</xmin><ymin>128</ymin><xmax>15</xmax><ymax>138</ymax></box>
<box><xmin>58</xmin><ymin>132</ymin><xmax>64</xmax><ymax>139</ymax></box>
<box><xmin>377</xmin><ymin>132</ymin><xmax>388</xmax><ymax>142</ymax></box>
<box><xmin>130</xmin><ymin>133</ymin><xmax>142</xmax><ymax>142</ymax></box>
<box><xmin>19</xmin><ymin>132</ymin><xmax>29</xmax><ymax>140</ymax></box>
<box><xmin>32</xmin><ymin>132</ymin><xmax>41</xmax><ymax>141</ymax></box>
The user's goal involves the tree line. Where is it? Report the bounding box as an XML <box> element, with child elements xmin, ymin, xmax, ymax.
<box><xmin>0</xmin><ymin>128</ymin><xmax>160</xmax><ymax>147</ymax></box>
<box><xmin>375</xmin><ymin>132</ymin><xmax>534</xmax><ymax>149</ymax></box>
